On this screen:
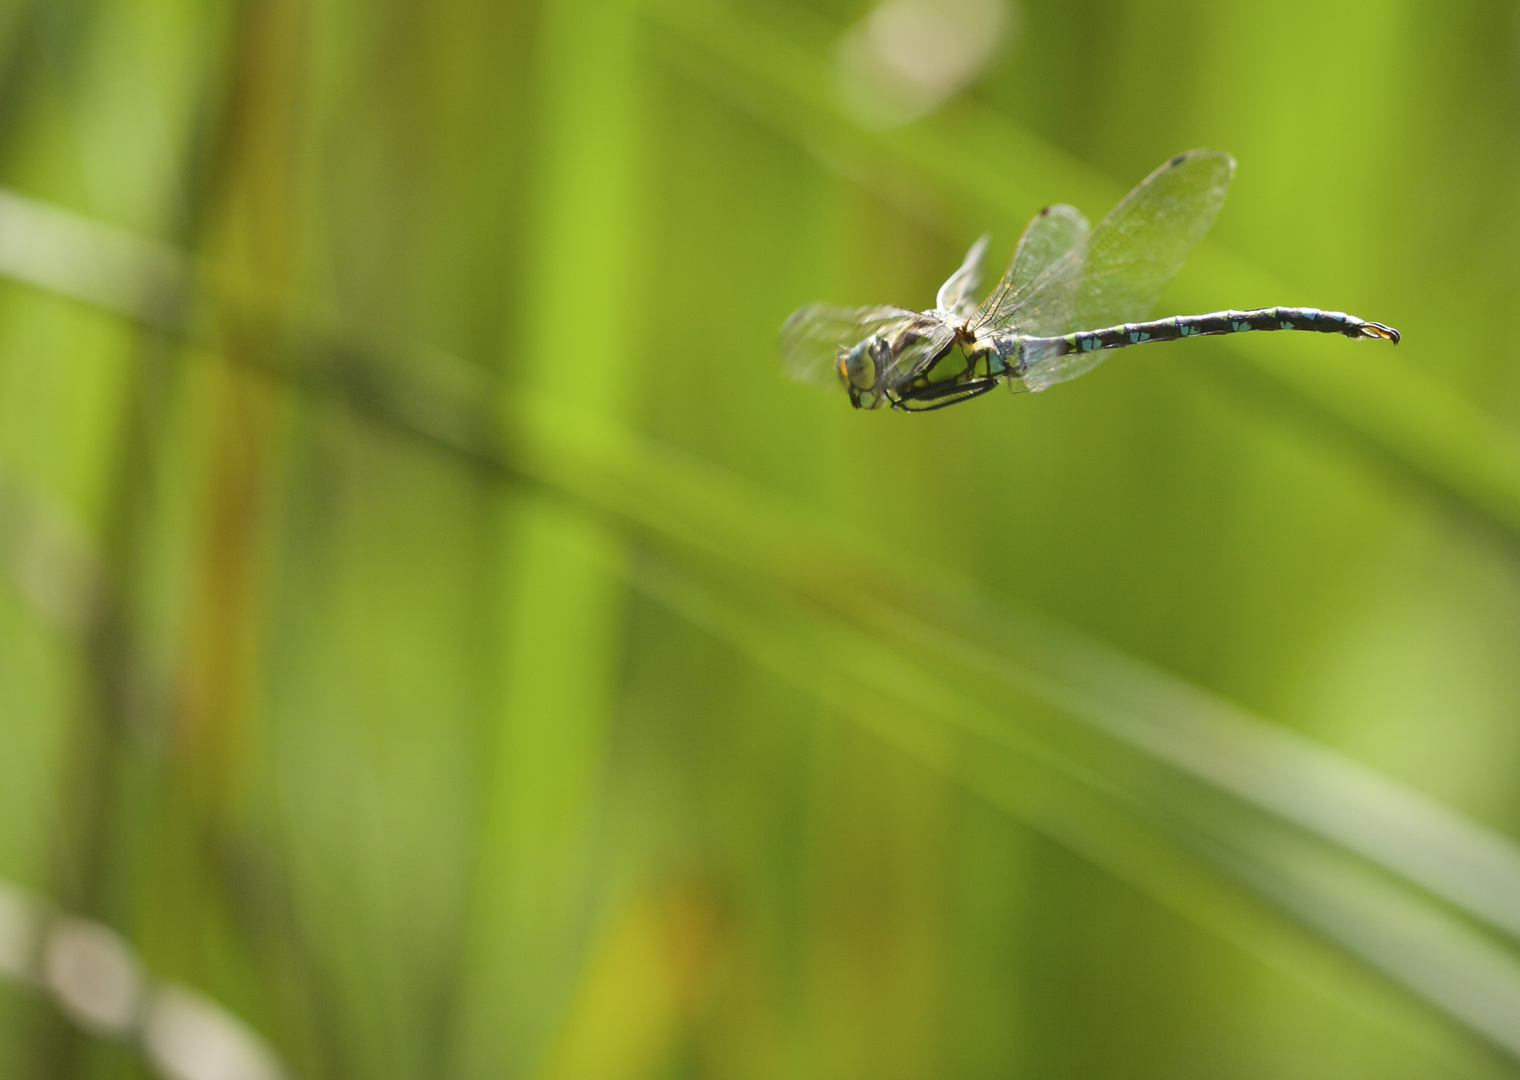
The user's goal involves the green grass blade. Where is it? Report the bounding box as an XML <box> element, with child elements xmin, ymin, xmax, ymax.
<box><xmin>452</xmin><ymin>2</ymin><xmax>648</xmax><ymax>1077</ymax></box>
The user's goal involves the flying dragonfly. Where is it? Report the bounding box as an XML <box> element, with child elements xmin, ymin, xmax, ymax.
<box><xmin>779</xmin><ymin>150</ymin><xmax>1399</xmax><ymax>411</ymax></box>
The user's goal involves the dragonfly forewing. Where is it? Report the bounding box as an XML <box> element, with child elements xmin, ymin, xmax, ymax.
<box><xmin>778</xmin><ymin>303</ymin><xmax>923</xmax><ymax>386</ymax></box>
<box><xmin>935</xmin><ymin>234</ymin><xmax>990</xmax><ymax>316</ymax></box>
<box><xmin>877</xmin><ymin>314</ymin><xmax>958</xmax><ymax>387</ymax></box>
<box><xmin>971</xmin><ymin>203</ymin><xmax>1088</xmax><ymax>333</ymax></box>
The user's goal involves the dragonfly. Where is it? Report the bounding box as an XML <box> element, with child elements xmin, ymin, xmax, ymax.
<box><xmin>779</xmin><ymin>150</ymin><xmax>1399</xmax><ymax>412</ymax></box>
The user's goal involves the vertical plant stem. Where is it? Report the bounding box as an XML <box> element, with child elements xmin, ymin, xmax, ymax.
<box><xmin>452</xmin><ymin>1</ymin><xmax>647</xmax><ymax>1078</ymax></box>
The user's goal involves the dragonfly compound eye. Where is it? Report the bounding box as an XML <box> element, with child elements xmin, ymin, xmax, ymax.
<box><xmin>842</xmin><ymin>338</ymin><xmax>879</xmax><ymax>390</ymax></box>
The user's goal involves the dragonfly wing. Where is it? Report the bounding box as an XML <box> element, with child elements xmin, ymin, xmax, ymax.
<box><xmin>969</xmin><ymin>204</ymin><xmax>1089</xmax><ymax>337</ymax></box>
<box><xmin>971</xmin><ymin>150</ymin><xmax>1234</xmax><ymax>342</ymax></box>
<box><xmin>778</xmin><ymin>303</ymin><xmax>922</xmax><ymax>386</ymax></box>
<box><xmin>997</xmin><ymin>204</ymin><xmax>1088</xmax><ymax>304</ymax></box>
<box><xmin>1017</xmin><ymin>154</ymin><xmax>1232</xmax><ymax>394</ymax></box>
<box><xmin>935</xmin><ymin>234</ymin><xmax>990</xmax><ymax>315</ymax></box>
<box><xmin>878</xmin><ymin>315</ymin><xmax>957</xmax><ymax>386</ymax></box>
<box><xmin>1018</xmin><ymin>338</ymin><xmax>1111</xmax><ymax>393</ymax></box>
<box><xmin>1070</xmin><ymin>148</ymin><xmax>1234</xmax><ymax>329</ymax></box>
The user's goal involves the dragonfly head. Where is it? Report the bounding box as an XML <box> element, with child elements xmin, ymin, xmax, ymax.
<box><xmin>837</xmin><ymin>337</ymin><xmax>890</xmax><ymax>409</ymax></box>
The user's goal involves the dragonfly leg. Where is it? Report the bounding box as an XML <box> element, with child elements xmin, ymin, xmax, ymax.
<box><xmin>891</xmin><ymin>378</ymin><xmax>999</xmax><ymax>411</ymax></box>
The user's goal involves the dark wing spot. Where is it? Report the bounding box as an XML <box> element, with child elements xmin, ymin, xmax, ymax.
<box><xmin>1169</xmin><ymin>153</ymin><xmax>1188</xmax><ymax>167</ymax></box>
<box><xmin>1037</xmin><ymin>205</ymin><xmax>1052</xmax><ymax>216</ymax></box>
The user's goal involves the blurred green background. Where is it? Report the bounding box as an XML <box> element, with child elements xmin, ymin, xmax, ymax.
<box><xmin>4</xmin><ymin>0</ymin><xmax>1520</xmax><ymax>1077</ymax></box>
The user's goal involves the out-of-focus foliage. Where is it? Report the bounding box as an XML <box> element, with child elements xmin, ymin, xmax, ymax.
<box><xmin>2</xmin><ymin>0</ymin><xmax>1520</xmax><ymax>1078</ymax></box>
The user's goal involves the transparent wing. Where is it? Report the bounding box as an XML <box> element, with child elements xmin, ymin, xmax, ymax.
<box><xmin>878</xmin><ymin>314</ymin><xmax>957</xmax><ymax>387</ymax></box>
<box><xmin>972</xmin><ymin>149</ymin><xmax>1235</xmax><ymax>339</ymax></box>
<box><xmin>1018</xmin><ymin>337</ymin><xmax>1110</xmax><ymax>393</ymax></box>
<box><xmin>1068</xmin><ymin>148</ymin><xmax>1234</xmax><ymax>330</ymax></box>
<box><xmin>970</xmin><ymin>203</ymin><xmax>1088</xmax><ymax>331</ymax></box>
<box><xmin>778</xmin><ymin>303</ymin><xmax>922</xmax><ymax>386</ymax></box>
<box><xmin>934</xmin><ymin>234</ymin><xmax>990</xmax><ymax>315</ymax></box>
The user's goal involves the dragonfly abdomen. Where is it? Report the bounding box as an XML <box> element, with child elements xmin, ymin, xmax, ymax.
<box><xmin>1022</xmin><ymin>306</ymin><xmax>1400</xmax><ymax>363</ymax></box>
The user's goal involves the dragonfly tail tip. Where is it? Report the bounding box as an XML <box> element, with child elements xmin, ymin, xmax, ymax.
<box><xmin>1361</xmin><ymin>321</ymin><xmax>1400</xmax><ymax>344</ymax></box>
